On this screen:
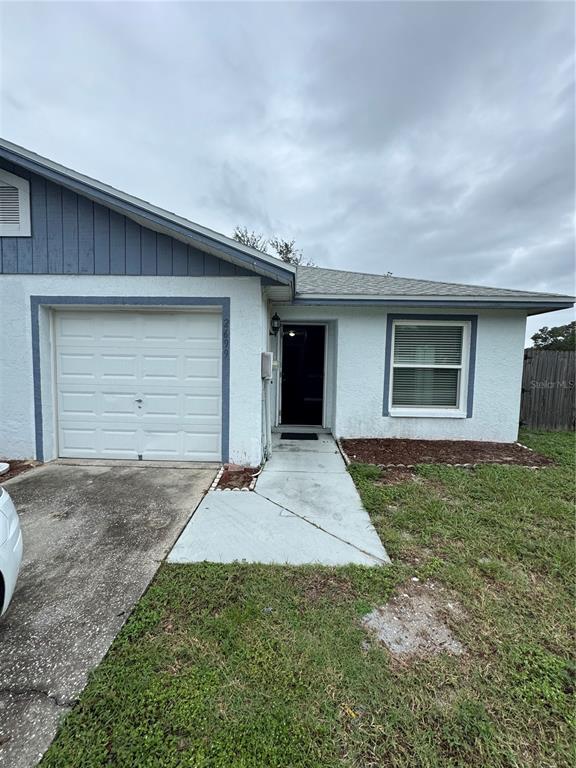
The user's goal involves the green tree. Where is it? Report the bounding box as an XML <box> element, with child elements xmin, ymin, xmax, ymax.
<box><xmin>231</xmin><ymin>226</ymin><xmax>268</xmax><ymax>253</ymax></box>
<box><xmin>232</xmin><ymin>226</ymin><xmax>315</xmax><ymax>266</ymax></box>
<box><xmin>531</xmin><ymin>321</ymin><xmax>576</xmax><ymax>350</ymax></box>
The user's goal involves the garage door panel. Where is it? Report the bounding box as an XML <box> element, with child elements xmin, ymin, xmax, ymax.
<box><xmin>100</xmin><ymin>354</ymin><xmax>138</xmax><ymax>380</ymax></box>
<box><xmin>142</xmin><ymin>430</ymin><xmax>182</xmax><ymax>458</ymax></box>
<box><xmin>143</xmin><ymin>393</ymin><xmax>179</xmax><ymax>417</ymax></box>
<box><xmin>184</xmin><ymin>356</ymin><xmax>220</xmax><ymax>380</ymax></box>
<box><xmin>183</xmin><ymin>336</ymin><xmax>221</xmax><ymax>349</ymax></box>
<box><xmin>140</xmin><ymin>313</ymin><xmax>186</xmax><ymax>339</ymax></box>
<box><xmin>58</xmin><ymin>391</ymin><xmax>98</xmax><ymax>416</ymax></box>
<box><xmin>59</xmin><ymin>427</ymin><xmax>99</xmax><ymax>455</ymax></box>
<box><xmin>101</xmin><ymin>392</ymin><xmax>139</xmax><ymax>417</ymax></box>
<box><xmin>59</xmin><ymin>390</ymin><xmax>139</xmax><ymax>417</ymax></box>
<box><xmin>182</xmin><ymin>316</ymin><xmax>220</xmax><ymax>340</ymax></box>
<box><xmin>99</xmin><ymin>429</ymin><xmax>140</xmax><ymax>455</ymax></box>
<box><xmin>185</xmin><ymin>394</ymin><xmax>220</xmax><ymax>417</ymax></box>
<box><xmin>58</xmin><ymin>353</ymin><xmax>97</xmax><ymax>380</ymax></box>
<box><xmin>182</xmin><ymin>431</ymin><xmax>221</xmax><ymax>459</ymax></box>
<box><xmin>56</xmin><ymin>310</ymin><xmax>222</xmax><ymax>461</ymax></box>
<box><xmin>58</xmin><ymin>314</ymin><xmax>97</xmax><ymax>341</ymax></box>
<box><xmin>141</xmin><ymin>355</ymin><xmax>180</xmax><ymax>381</ymax></box>
<box><xmin>98</xmin><ymin>313</ymin><xmax>140</xmax><ymax>342</ymax></box>
<box><xmin>139</xmin><ymin>390</ymin><xmax>220</xmax><ymax>405</ymax></box>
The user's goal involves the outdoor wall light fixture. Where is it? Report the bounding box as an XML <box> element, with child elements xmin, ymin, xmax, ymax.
<box><xmin>270</xmin><ymin>313</ymin><xmax>281</xmax><ymax>336</ymax></box>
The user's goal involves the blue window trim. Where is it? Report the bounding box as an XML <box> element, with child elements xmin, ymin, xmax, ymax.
<box><xmin>383</xmin><ymin>313</ymin><xmax>478</xmax><ymax>418</ymax></box>
<box><xmin>30</xmin><ymin>296</ymin><xmax>230</xmax><ymax>463</ymax></box>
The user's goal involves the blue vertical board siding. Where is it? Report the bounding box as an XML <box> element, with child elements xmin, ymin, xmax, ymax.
<box><xmin>172</xmin><ymin>239</ymin><xmax>187</xmax><ymax>275</ymax></box>
<box><xmin>17</xmin><ymin>236</ymin><xmax>33</xmax><ymax>272</ymax></box>
<box><xmin>187</xmin><ymin>245</ymin><xmax>205</xmax><ymax>276</ymax></box>
<box><xmin>203</xmin><ymin>253</ymin><xmax>220</xmax><ymax>276</ymax></box>
<box><xmin>1</xmin><ymin>239</ymin><xmax>17</xmax><ymax>272</ymax></box>
<box><xmin>32</xmin><ymin>176</ymin><xmax>48</xmax><ymax>273</ymax></box>
<box><xmin>219</xmin><ymin>260</ymin><xmax>236</xmax><ymax>277</ymax></box>
<box><xmin>109</xmin><ymin>211</ymin><xmax>125</xmax><ymax>274</ymax></box>
<box><xmin>62</xmin><ymin>188</ymin><xmax>79</xmax><ymax>273</ymax></box>
<box><xmin>156</xmin><ymin>234</ymin><xmax>172</xmax><ymax>275</ymax></box>
<box><xmin>125</xmin><ymin>219</ymin><xmax>141</xmax><ymax>275</ymax></box>
<box><xmin>0</xmin><ymin>159</ymin><xmax>260</xmax><ymax>279</ymax></box>
<box><xmin>46</xmin><ymin>182</ymin><xmax>63</xmax><ymax>273</ymax></box>
<box><xmin>77</xmin><ymin>196</ymin><xmax>95</xmax><ymax>274</ymax></box>
<box><xmin>141</xmin><ymin>227</ymin><xmax>156</xmax><ymax>275</ymax></box>
<box><xmin>93</xmin><ymin>203</ymin><xmax>110</xmax><ymax>274</ymax></box>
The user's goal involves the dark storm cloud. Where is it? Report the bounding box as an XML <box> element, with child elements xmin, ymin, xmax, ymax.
<box><xmin>0</xmin><ymin>1</ymin><xmax>573</xmax><ymax>339</ymax></box>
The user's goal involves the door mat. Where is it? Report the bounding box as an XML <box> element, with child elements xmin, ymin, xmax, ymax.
<box><xmin>280</xmin><ymin>433</ymin><xmax>318</xmax><ymax>440</ymax></box>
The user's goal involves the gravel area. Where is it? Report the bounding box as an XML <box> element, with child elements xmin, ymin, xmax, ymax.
<box><xmin>361</xmin><ymin>580</ymin><xmax>465</xmax><ymax>661</ymax></box>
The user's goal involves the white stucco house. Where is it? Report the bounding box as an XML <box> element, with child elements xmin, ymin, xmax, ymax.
<box><xmin>0</xmin><ymin>139</ymin><xmax>572</xmax><ymax>466</ymax></box>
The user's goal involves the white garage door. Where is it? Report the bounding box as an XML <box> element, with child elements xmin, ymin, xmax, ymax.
<box><xmin>55</xmin><ymin>309</ymin><xmax>222</xmax><ymax>461</ymax></box>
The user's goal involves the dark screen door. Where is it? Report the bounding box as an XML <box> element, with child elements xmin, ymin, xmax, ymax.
<box><xmin>281</xmin><ymin>325</ymin><xmax>325</xmax><ymax>425</ymax></box>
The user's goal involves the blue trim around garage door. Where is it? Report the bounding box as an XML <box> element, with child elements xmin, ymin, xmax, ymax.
<box><xmin>30</xmin><ymin>296</ymin><xmax>230</xmax><ymax>463</ymax></box>
<box><xmin>383</xmin><ymin>313</ymin><xmax>478</xmax><ymax>418</ymax></box>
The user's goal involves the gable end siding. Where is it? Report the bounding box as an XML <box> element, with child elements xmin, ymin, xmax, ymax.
<box><xmin>0</xmin><ymin>159</ymin><xmax>254</xmax><ymax>278</ymax></box>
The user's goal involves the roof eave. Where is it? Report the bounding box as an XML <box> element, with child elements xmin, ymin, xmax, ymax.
<box><xmin>292</xmin><ymin>294</ymin><xmax>574</xmax><ymax>313</ymax></box>
<box><xmin>0</xmin><ymin>140</ymin><xmax>295</xmax><ymax>287</ymax></box>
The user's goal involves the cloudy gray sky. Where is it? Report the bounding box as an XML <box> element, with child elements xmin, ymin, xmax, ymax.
<box><xmin>0</xmin><ymin>1</ymin><xmax>574</xmax><ymax>339</ymax></box>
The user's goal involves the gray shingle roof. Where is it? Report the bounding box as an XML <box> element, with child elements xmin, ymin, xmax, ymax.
<box><xmin>296</xmin><ymin>266</ymin><xmax>573</xmax><ymax>301</ymax></box>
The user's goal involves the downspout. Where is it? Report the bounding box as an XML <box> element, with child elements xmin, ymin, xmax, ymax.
<box><xmin>263</xmin><ymin>376</ymin><xmax>272</xmax><ymax>460</ymax></box>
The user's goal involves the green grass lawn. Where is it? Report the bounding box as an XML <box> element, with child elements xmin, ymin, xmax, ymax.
<box><xmin>42</xmin><ymin>431</ymin><xmax>575</xmax><ymax>768</ymax></box>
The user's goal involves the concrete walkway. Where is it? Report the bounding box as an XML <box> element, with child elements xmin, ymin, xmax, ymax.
<box><xmin>169</xmin><ymin>435</ymin><xmax>389</xmax><ymax>566</ymax></box>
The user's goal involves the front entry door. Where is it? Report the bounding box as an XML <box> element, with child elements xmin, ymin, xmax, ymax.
<box><xmin>281</xmin><ymin>324</ymin><xmax>325</xmax><ymax>425</ymax></box>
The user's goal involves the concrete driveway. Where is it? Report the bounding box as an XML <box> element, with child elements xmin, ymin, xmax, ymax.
<box><xmin>0</xmin><ymin>462</ymin><xmax>216</xmax><ymax>768</ymax></box>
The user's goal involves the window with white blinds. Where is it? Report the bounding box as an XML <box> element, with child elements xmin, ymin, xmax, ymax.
<box><xmin>390</xmin><ymin>321</ymin><xmax>468</xmax><ymax>412</ymax></box>
<box><xmin>0</xmin><ymin>168</ymin><xmax>31</xmax><ymax>237</ymax></box>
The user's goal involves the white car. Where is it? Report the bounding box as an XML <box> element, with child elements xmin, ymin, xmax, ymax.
<box><xmin>0</xmin><ymin>487</ymin><xmax>23</xmax><ymax>616</ymax></box>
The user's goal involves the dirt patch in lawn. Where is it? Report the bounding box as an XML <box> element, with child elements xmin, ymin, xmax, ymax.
<box><xmin>0</xmin><ymin>459</ymin><xmax>40</xmax><ymax>484</ymax></box>
<box><xmin>342</xmin><ymin>438</ymin><xmax>552</xmax><ymax>467</ymax></box>
<box><xmin>217</xmin><ymin>466</ymin><xmax>259</xmax><ymax>490</ymax></box>
<box><xmin>374</xmin><ymin>467</ymin><xmax>418</xmax><ymax>485</ymax></box>
<box><xmin>361</xmin><ymin>580</ymin><xmax>466</xmax><ymax>662</ymax></box>
<box><xmin>300</xmin><ymin>571</ymin><xmax>354</xmax><ymax>603</ymax></box>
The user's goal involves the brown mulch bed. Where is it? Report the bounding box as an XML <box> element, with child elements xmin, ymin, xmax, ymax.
<box><xmin>217</xmin><ymin>466</ymin><xmax>260</xmax><ymax>490</ymax></box>
<box><xmin>0</xmin><ymin>459</ymin><xmax>40</xmax><ymax>483</ymax></box>
<box><xmin>341</xmin><ymin>438</ymin><xmax>552</xmax><ymax>467</ymax></box>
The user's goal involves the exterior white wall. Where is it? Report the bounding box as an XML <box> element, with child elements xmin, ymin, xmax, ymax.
<box><xmin>0</xmin><ymin>274</ymin><xmax>530</xmax><ymax>464</ymax></box>
<box><xmin>0</xmin><ymin>275</ymin><xmax>266</xmax><ymax>465</ymax></box>
<box><xmin>272</xmin><ymin>304</ymin><xmax>527</xmax><ymax>443</ymax></box>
